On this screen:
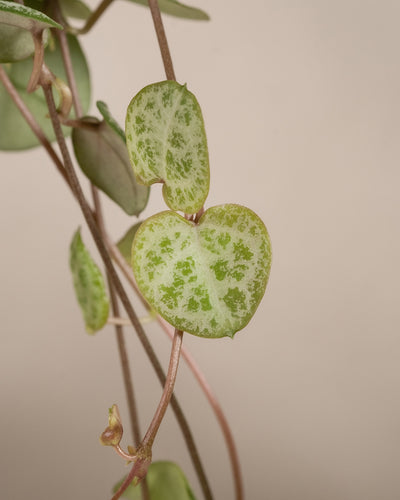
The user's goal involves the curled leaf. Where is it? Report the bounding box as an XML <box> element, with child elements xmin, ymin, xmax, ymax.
<box><xmin>132</xmin><ymin>204</ymin><xmax>272</xmax><ymax>339</ymax></box>
<box><xmin>113</xmin><ymin>461</ymin><xmax>197</xmax><ymax>500</ymax></box>
<box><xmin>72</xmin><ymin>118</ymin><xmax>149</xmax><ymax>216</ymax></box>
<box><xmin>100</xmin><ymin>404</ymin><xmax>123</xmax><ymax>446</ymax></box>
<box><xmin>69</xmin><ymin>229</ymin><xmax>109</xmax><ymax>334</ymax></box>
<box><xmin>126</xmin><ymin>81</ymin><xmax>209</xmax><ymax>215</ymax></box>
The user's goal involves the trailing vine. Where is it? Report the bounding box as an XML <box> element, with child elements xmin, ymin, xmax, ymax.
<box><xmin>0</xmin><ymin>1</ymin><xmax>272</xmax><ymax>499</ymax></box>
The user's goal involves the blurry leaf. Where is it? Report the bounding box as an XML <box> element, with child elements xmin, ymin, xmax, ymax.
<box><xmin>0</xmin><ymin>0</ymin><xmax>61</xmax><ymax>31</ymax></box>
<box><xmin>0</xmin><ymin>24</ymin><xmax>35</xmax><ymax>62</ymax></box>
<box><xmin>117</xmin><ymin>222</ymin><xmax>142</xmax><ymax>264</ymax></box>
<box><xmin>100</xmin><ymin>404</ymin><xmax>123</xmax><ymax>446</ymax></box>
<box><xmin>125</xmin><ymin>0</ymin><xmax>209</xmax><ymax>21</ymax></box>
<box><xmin>97</xmin><ymin>100</ymin><xmax>126</xmax><ymax>143</ymax></box>
<box><xmin>132</xmin><ymin>205</ymin><xmax>272</xmax><ymax>339</ymax></box>
<box><xmin>0</xmin><ymin>34</ymin><xmax>90</xmax><ymax>150</ymax></box>
<box><xmin>113</xmin><ymin>461</ymin><xmax>198</xmax><ymax>500</ymax></box>
<box><xmin>69</xmin><ymin>228</ymin><xmax>109</xmax><ymax>334</ymax></box>
<box><xmin>72</xmin><ymin>117</ymin><xmax>149</xmax><ymax>216</ymax></box>
<box><xmin>60</xmin><ymin>0</ymin><xmax>91</xmax><ymax>20</ymax></box>
<box><xmin>126</xmin><ymin>81</ymin><xmax>209</xmax><ymax>214</ymax></box>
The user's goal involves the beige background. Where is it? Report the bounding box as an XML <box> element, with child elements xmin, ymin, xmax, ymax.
<box><xmin>1</xmin><ymin>1</ymin><xmax>400</xmax><ymax>499</ymax></box>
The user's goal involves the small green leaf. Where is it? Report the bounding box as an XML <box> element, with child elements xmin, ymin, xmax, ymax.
<box><xmin>113</xmin><ymin>461</ymin><xmax>197</xmax><ymax>500</ymax></box>
<box><xmin>126</xmin><ymin>81</ymin><xmax>209</xmax><ymax>214</ymax></box>
<box><xmin>117</xmin><ymin>222</ymin><xmax>142</xmax><ymax>264</ymax></box>
<box><xmin>125</xmin><ymin>0</ymin><xmax>209</xmax><ymax>21</ymax></box>
<box><xmin>0</xmin><ymin>34</ymin><xmax>90</xmax><ymax>150</ymax></box>
<box><xmin>0</xmin><ymin>0</ymin><xmax>61</xmax><ymax>30</ymax></box>
<box><xmin>97</xmin><ymin>100</ymin><xmax>126</xmax><ymax>143</ymax></box>
<box><xmin>132</xmin><ymin>204</ymin><xmax>272</xmax><ymax>339</ymax></box>
<box><xmin>69</xmin><ymin>229</ymin><xmax>109</xmax><ymax>334</ymax></box>
<box><xmin>72</xmin><ymin>118</ymin><xmax>149</xmax><ymax>216</ymax></box>
<box><xmin>59</xmin><ymin>0</ymin><xmax>91</xmax><ymax>20</ymax></box>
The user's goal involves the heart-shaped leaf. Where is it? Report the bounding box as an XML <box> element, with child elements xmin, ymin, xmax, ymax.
<box><xmin>72</xmin><ymin>117</ymin><xmax>149</xmax><ymax>216</ymax></box>
<box><xmin>113</xmin><ymin>461</ymin><xmax>197</xmax><ymax>500</ymax></box>
<box><xmin>0</xmin><ymin>34</ymin><xmax>90</xmax><ymax>150</ymax></box>
<box><xmin>0</xmin><ymin>0</ymin><xmax>61</xmax><ymax>31</ymax></box>
<box><xmin>126</xmin><ymin>81</ymin><xmax>209</xmax><ymax>215</ymax></box>
<box><xmin>97</xmin><ymin>100</ymin><xmax>126</xmax><ymax>143</ymax></box>
<box><xmin>125</xmin><ymin>0</ymin><xmax>209</xmax><ymax>21</ymax></box>
<box><xmin>69</xmin><ymin>229</ymin><xmax>109</xmax><ymax>334</ymax></box>
<box><xmin>132</xmin><ymin>204</ymin><xmax>271</xmax><ymax>339</ymax></box>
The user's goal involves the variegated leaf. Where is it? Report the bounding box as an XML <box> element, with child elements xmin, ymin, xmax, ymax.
<box><xmin>132</xmin><ymin>204</ymin><xmax>271</xmax><ymax>339</ymax></box>
<box><xmin>125</xmin><ymin>81</ymin><xmax>209</xmax><ymax>215</ymax></box>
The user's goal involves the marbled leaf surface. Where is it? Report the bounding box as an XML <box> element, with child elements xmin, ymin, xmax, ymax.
<box><xmin>0</xmin><ymin>0</ymin><xmax>61</xmax><ymax>31</ymax></box>
<box><xmin>69</xmin><ymin>229</ymin><xmax>109</xmax><ymax>334</ymax></box>
<box><xmin>114</xmin><ymin>461</ymin><xmax>197</xmax><ymax>500</ymax></box>
<box><xmin>126</xmin><ymin>81</ymin><xmax>209</xmax><ymax>215</ymax></box>
<box><xmin>132</xmin><ymin>204</ymin><xmax>272</xmax><ymax>338</ymax></box>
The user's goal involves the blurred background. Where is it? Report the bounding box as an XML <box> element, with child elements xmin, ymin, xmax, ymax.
<box><xmin>1</xmin><ymin>1</ymin><xmax>400</xmax><ymax>499</ymax></box>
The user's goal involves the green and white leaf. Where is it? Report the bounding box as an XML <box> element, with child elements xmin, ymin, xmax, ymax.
<box><xmin>126</xmin><ymin>81</ymin><xmax>209</xmax><ymax>215</ymax></box>
<box><xmin>132</xmin><ymin>204</ymin><xmax>272</xmax><ymax>339</ymax></box>
<box><xmin>125</xmin><ymin>0</ymin><xmax>209</xmax><ymax>21</ymax></box>
<box><xmin>97</xmin><ymin>100</ymin><xmax>126</xmax><ymax>143</ymax></box>
<box><xmin>69</xmin><ymin>229</ymin><xmax>109</xmax><ymax>334</ymax></box>
<box><xmin>0</xmin><ymin>0</ymin><xmax>61</xmax><ymax>31</ymax></box>
<box><xmin>113</xmin><ymin>461</ymin><xmax>197</xmax><ymax>500</ymax></box>
<box><xmin>0</xmin><ymin>34</ymin><xmax>90</xmax><ymax>150</ymax></box>
<box><xmin>117</xmin><ymin>222</ymin><xmax>142</xmax><ymax>264</ymax></box>
<box><xmin>72</xmin><ymin>118</ymin><xmax>149</xmax><ymax>216</ymax></box>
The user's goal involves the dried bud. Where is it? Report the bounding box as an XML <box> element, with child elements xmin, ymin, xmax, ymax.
<box><xmin>100</xmin><ymin>404</ymin><xmax>123</xmax><ymax>446</ymax></box>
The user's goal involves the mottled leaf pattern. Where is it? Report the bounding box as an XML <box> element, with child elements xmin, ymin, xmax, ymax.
<box><xmin>132</xmin><ymin>204</ymin><xmax>271</xmax><ymax>339</ymax></box>
<box><xmin>114</xmin><ymin>461</ymin><xmax>197</xmax><ymax>500</ymax></box>
<box><xmin>126</xmin><ymin>81</ymin><xmax>209</xmax><ymax>215</ymax></box>
<box><xmin>0</xmin><ymin>0</ymin><xmax>61</xmax><ymax>30</ymax></box>
<box><xmin>72</xmin><ymin>118</ymin><xmax>149</xmax><ymax>216</ymax></box>
<box><xmin>70</xmin><ymin>229</ymin><xmax>109</xmax><ymax>334</ymax></box>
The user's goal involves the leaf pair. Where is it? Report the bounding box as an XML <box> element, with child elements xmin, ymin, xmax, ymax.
<box><xmin>125</xmin><ymin>81</ymin><xmax>272</xmax><ymax>339</ymax></box>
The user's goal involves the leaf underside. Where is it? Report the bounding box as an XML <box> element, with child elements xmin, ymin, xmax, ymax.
<box><xmin>72</xmin><ymin>118</ymin><xmax>149</xmax><ymax>216</ymax></box>
<box><xmin>126</xmin><ymin>80</ymin><xmax>210</xmax><ymax>215</ymax></box>
<box><xmin>69</xmin><ymin>229</ymin><xmax>109</xmax><ymax>334</ymax></box>
<box><xmin>0</xmin><ymin>24</ymin><xmax>35</xmax><ymax>62</ymax></box>
<box><xmin>132</xmin><ymin>204</ymin><xmax>272</xmax><ymax>339</ymax></box>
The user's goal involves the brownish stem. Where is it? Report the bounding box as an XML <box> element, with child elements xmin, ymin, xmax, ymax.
<box><xmin>0</xmin><ymin>65</ymin><xmax>70</xmax><ymax>189</ymax></box>
<box><xmin>76</xmin><ymin>0</ymin><xmax>115</xmax><ymax>35</ymax></box>
<box><xmin>142</xmin><ymin>329</ymin><xmax>183</xmax><ymax>448</ymax></box>
<box><xmin>41</xmin><ymin>82</ymin><xmax>212</xmax><ymax>500</ymax></box>
<box><xmin>147</xmin><ymin>0</ymin><xmax>176</xmax><ymax>81</ymax></box>
<box><xmin>106</xmin><ymin>237</ymin><xmax>243</xmax><ymax>499</ymax></box>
